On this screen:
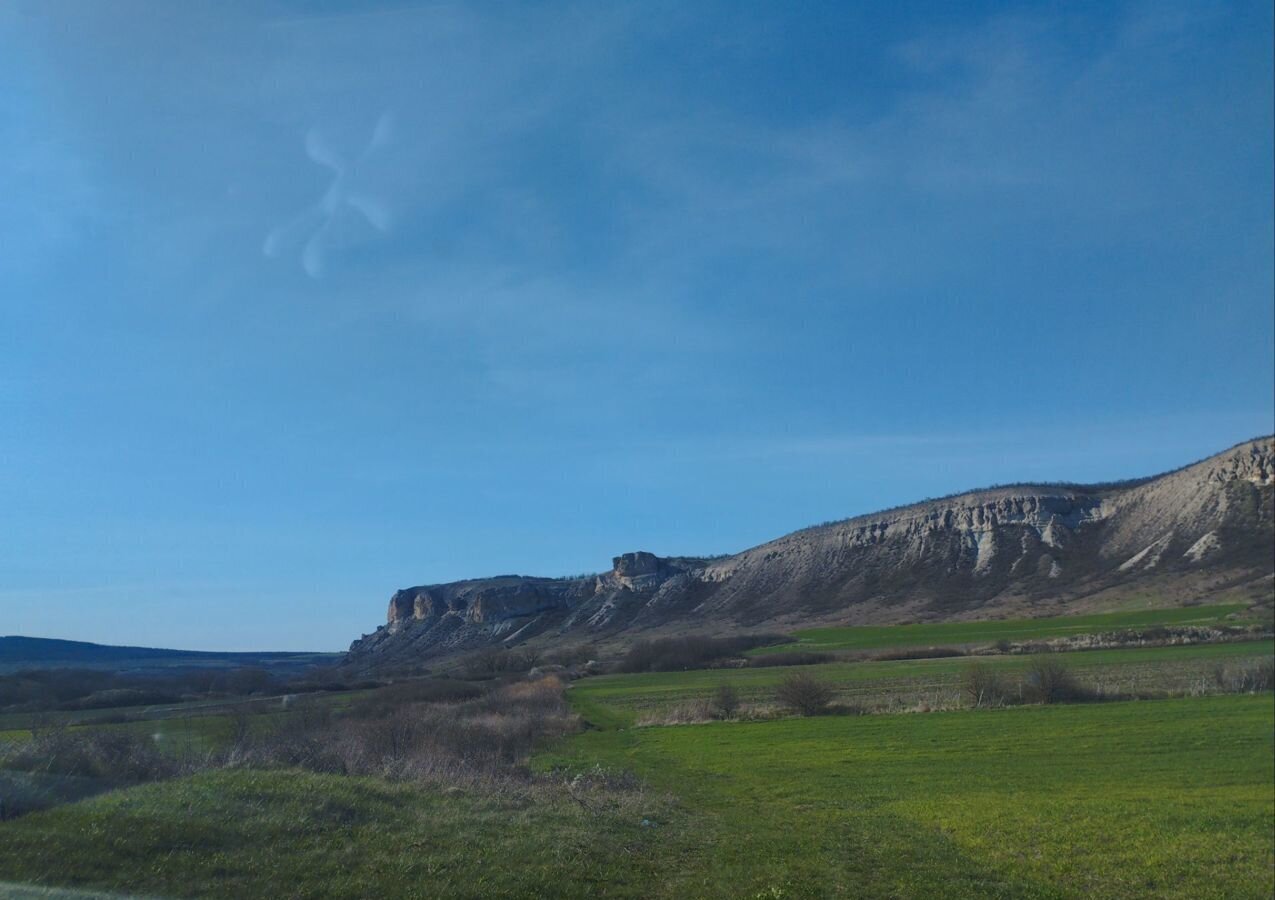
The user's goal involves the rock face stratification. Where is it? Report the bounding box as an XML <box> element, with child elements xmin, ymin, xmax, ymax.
<box><xmin>347</xmin><ymin>437</ymin><xmax>1274</xmax><ymax>668</ymax></box>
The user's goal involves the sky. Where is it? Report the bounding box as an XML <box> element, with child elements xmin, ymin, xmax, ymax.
<box><xmin>1</xmin><ymin>0</ymin><xmax>1272</xmax><ymax>651</ymax></box>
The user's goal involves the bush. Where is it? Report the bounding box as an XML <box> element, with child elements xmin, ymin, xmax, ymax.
<box><xmin>458</xmin><ymin>648</ymin><xmax>539</xmax><ymax>679</ymax></box>
<box><xmin>615</xmin><ymin>634</ymin><xmax>789</xmax><ymax>673</ymax></box>
<box><xmin>1212</xmin><ymin>660</ymin><xmax>1274</xmax><ymax>694</ymax></box>
<box><xmin>775</xmin><ymin>673</ymin><xmax>833</xmax><ymax>716</ymax></box>
<box><xmin>1</xmin><ymin>726</ymin><xmax>182</xmax><ymax>784</ymax></box>
<box><xmin>873</xmin><ymin>647</ymin><xmax>965</xmax><ymax>662</ymax></box>
<box><xmin>228</xmin><ymin>676</ymin><xmax>578</xmax><ymax>782</ymax></box>
<box><xmin>637</xmin><ymin>699</ymin><xmax>716</xmax><ymax>726</ymax></box>
<box><xmin>544</xmin><ymin>643</ymin><xmax>597</xmax><ymax>667</ymax></box>
<box><xmin>747</xmin><ymin>652</ymin><xmax>833</xmax><ymax>668</ymax></box>
<box><xmin>962</xmin><ymin>662</ymin><xmax>1009</xmax><ymax>708</ymax></box>
<box><xmin>350</xmin><ymin>678</ymin><xmax>482</xmax><ymax>717</ymax></box>
<box><xmin>1021</xmin><ymin>656</ymin><xmax>1092</xmax><ymax>704</ymax></box>
<box><xmin>711</xmin><ymin>684</ymin><xmax>741</xmax><ymax>719</ymax></box>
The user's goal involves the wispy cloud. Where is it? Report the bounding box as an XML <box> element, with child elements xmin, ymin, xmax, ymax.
<box><xmin>263</xmin><ymin>111</ymin><xmax>396</xmax><ymax>278</ymax></box>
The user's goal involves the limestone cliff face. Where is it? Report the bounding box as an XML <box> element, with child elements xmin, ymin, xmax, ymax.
<box><xmin>346</xmin><ymin>437</ymin><xmax>1274</xmax><ymax>667</ymax></box>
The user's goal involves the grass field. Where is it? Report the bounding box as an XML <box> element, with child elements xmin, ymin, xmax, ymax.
<box><xmin>572</xmin><ymin>639</ymin><xmax>1274</xmax><ymax>727</ymax></box>
<box><xmin>751</xmin><ymin>603</ymin><xmax>1256</xmax><ymax>655</ymax></box>
<box><xmin>2</xmin><ymin>695</ymin><xmax>1267</xmax><ymax>898</ymax></box>
<box><xmin>0</xmin><ymin>689</ymin><xmax>371</xmax><ymax>752</ymax></box>
<box><xmin>1</xmin><ymin>603</ymin><xmax>1272</xmax><ymax>898</ymax></box>
<box><xmin>0</xmin><ymin>769</ymin><xmax>669</xmax><ymax>899</ymax></box>
<box><xmin>542</xmin><ymin>695</ymin><xmax>1275</xmax><ymax>898</ymax></box>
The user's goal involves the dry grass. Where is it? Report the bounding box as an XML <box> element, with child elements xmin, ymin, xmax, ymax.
<box><xmin>1</xmin><ymin>676</ymin><xmax>611</xmax><ymax>815</ymax></box>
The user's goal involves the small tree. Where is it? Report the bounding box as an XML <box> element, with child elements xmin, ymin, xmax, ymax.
<box><xmin>962</xmin><ymin>662</ymin><xmax>1008</xmax><ymax>708</ymax></box>
<box><xmin>1022</xmin><ymin>655</ymin><xmax>1088</xmax><ymax>704</ymax></box>
<box><xmin>776</xmin><ymin>673</ymin><xmax>833</xmax><ymax>716</ymax></box>
<box><xmin>712</xmin><ymin>683</ymin><xmax>741</xmax><ymax>719</ymax></box>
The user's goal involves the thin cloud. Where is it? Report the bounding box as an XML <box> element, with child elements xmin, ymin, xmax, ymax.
<box><xmin>263</xmin><ymin>112</ymin><xmax>396</xmax><ymax>278</ymax></box>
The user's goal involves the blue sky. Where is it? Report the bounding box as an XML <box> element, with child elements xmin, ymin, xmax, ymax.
<box><xmin>2</xmin><ymin>1</ymin><xmax>1272</xmax><ymax>651</ymax></box>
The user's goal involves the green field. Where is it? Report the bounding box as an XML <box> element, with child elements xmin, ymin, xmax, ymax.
<box><xmin>1</xmin><ymin>603</ymin><xmax>1272</xmax><ymax>898</ymax></box>
<box><xmin>0</xmin><ymin>769</ymin><xmax>668</xmax><ymax>899</ymax></box>
<box><xmin>542</xmin><ymin>695</ymin><xmax>1274</xmax><ymax>898</ymax></box>
<box><xmin>753</xmin><ymin>603</ymin><xmax>1256</xmax><ymax>655</ymax></box>
<box><xmin>573</xmin><ymin>639</ymin><xmax>1274</xmax><ymax>727</ymax></box>
<box><xmin>0</xmin><ymin>689</ymin><xmax>370</xmax><ymax>752</ymax></box>
<box><xmin>1</xmin><ymin>695</ymin><xmax>1269</xmax><ymax>898</ymax></box>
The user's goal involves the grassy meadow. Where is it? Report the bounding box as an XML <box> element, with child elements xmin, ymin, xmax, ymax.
<box><xmin>751</xmin><ymin>603</ymin><xmax>1257</xmax><ymax>655</ymax></box>
<box><xmin>2</xmin><ymin>694</ymin><xmax>1269</xmax><ymax>898</ymax></box>
<box><xmin>574</xmin><ymin>639</ymin><xmax>1274</xmax><ymax>726</ymax></box>
<box><xmin>1</xmin><ymin>605</ymin><xmax>1272</xmax><ymax>898</ymax></box>
<box><xmin>0</xmin><ymin>769</ymin><xmax>669</xmax><ymax>899</ymax></box>
<box><xmin>542</xmin><ymin>695</ymin><xmax>1274</xmax><ymax>898</ymax></box>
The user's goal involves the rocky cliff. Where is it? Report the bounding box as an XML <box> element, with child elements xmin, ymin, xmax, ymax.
<box><xmin>347</xmin><ymin>437</ymin><xmax>1274</xmax><ymax>668</ymax></box>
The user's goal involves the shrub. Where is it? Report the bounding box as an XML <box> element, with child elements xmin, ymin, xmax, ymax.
<box><xmin>873</xmin><ymin>647</ymin><xmax>965</xmax><ymax>662</ymax></box>
<box><xmin>1212</xmin><ymin>660</ymin><xmax>1274</xmax><ymax>694</ymax></box>
<box><xmin>1021</xmin><ymin>656</ymin><xmax>1092</xmax><ymax>704</ymax></box>
<box><xmin>747</xmin><ymin>652</ymin><xmax>833</xmax><ymax>668</ymax></box>
<box><xmin>711</xmin><ymin>684</ymin><xmax>741</xmax><ymax>719</ymax></box>
<box><xmin>1</xmin><ymin>726</ymin><xmax>182</xmax><ymax>784</ymax></box>
<box><xmin>775</xmin><ymin>673</ymin><xmax>833</xmax><ymax>716</ymax></box>
<box><xmin>1237</xmin><ymin>660</ymin><xmax>1274</xmax><ymax>692</ymax></box>
<box><xmin>962</xmin><ymin>662</ymin><xmax>1009</xmax><ymax>708</ymax></box>
<box><xmin>229</xmin><ymin>676</ymin><xmax>577</xmax><ymax>782</ymax></box>
<box><xmin>459</xmin><ymin>648</ymin><xmax>531</xmax><ymax>679</ymax></box>
<box><xmin>350</xmin><ymin>678</ymin><xmax>482</xmax><ymax>717</ymax></box>
<box><xmin>615</xmin><ymin>634</ymin><xmax>789</xmax><ymax>673</ymax></box>
<box><xmin>636</xmin><ymin>700</ymin><xmax>716</xmax><ymax>726</ymax></box>
<box><xmin>544</xmin><ymin>643</ymin><xmax>597</xmax><ymax>667</ymax></box>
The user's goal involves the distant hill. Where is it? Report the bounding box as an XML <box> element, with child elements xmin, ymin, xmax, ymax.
<box><xmin>0</xmin><ymin>636</ymin><xmax>339</xmax><ymax>674</ymax></box>
<box><xmin>348</xmin><ymin>436</ymin><xmax>1275</xmax><ymax>670</ymax></box>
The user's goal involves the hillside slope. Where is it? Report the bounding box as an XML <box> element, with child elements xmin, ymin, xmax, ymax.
<box><xmin>0</xmin><ymin>636</ymin><xmax>338</xmax><ymax>674</ymax></box>
<box><xmin>347</xmin><ymin>437</ymin><xmax>1274</xmax><ymax>668</ymax></box>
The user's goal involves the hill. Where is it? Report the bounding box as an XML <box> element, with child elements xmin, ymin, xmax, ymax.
<box><xmin>0</xmin><ymin>636</ymin><xmax>338</xmax><ymax>675</ymax></box>
<box><xmin>347</xmin><ymin>437</ymin><xmax>1274</xmax><ymax>670</ymax></box>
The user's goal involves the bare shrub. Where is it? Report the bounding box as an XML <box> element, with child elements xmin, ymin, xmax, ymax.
<box><xmin>615</xmin><ymin>634</ymin><xmax>790</xmax><ymax>673</ymax></box>
<box><xmin>1</xmin><ymin>725</ymin><xmax>183</xmax><ymax>784</ymax></box>
<box><xmin>228</xmin><ymin>675</ymin><xmax>578</xmax><ymax>785</ymax></box>
<box><xmin>3</xmin><ymin>675</ymin><xmax>648</xmax><ymax>819</ymax></box>
<box><xmin>962</xmin><ymin>662</ymin><xmax>1009</xmax><ymax>708</ymax></box>
<box><xmin>544</xmin><ymin>643</ymin><xmax>597</xmax><ymax>667</ymax></box>
<box><xmin>349</xmin><ymin>678</ymin><xmax>482</xmax><ymax>717</ymax></box>
<box><xmin>775</xmin><ymin>673</ymin><xmax>833</xmax><ymax>716</ymax></box>
<box><xmin>873</xmin><ymin>647</ymin><xmax>965</xmax><ymax>662</ymax></box>
<box><xmin>1021</xmin><ymin>655</ymin><xmax>1093</xmax><ymax>704</ymax></box>
<box><xmin>747</xmin><ymin>652</ymin><xmax>833</xmax><ymax>668</ymax></box>
<box><xmin>458</xmin><ymin>647</ymin><xmax>534</xmax><ymax>679</ymax></box>
<box><xmin>1212</xmin><ymin>659</ymin><xmax>1275</xmax><ymax>694</ymax></box>
<box><xmin>636</xmin><ymin>700</ymin><xmax>716</xmax><ymax>727</ymax></box>
<box><xmin>711</xmin><ymin>684</ymin><xmax>741</xmax><ymax>719</ymax></box>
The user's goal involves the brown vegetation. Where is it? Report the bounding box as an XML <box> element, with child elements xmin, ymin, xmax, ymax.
<box><xmin>1021</xmin><ymin>656</ymin><xmax>1095</xmax><ymax>704</ymax></box>
<box><xmin>747</xmin><ymin>651</ymin><xmax>834</xmax><ymax>668</ymax></box>
<box><xmin>614</xmin><ymin>634</ymin><xmax>788</xmax><ymax>673</ymax></box>
<box><xmin>775</xmin><ymin>673</ymin><xmax>833</xmax><ymax>716</ymax></box>
<box><xmin>962</xmin><ymin>662</ymin><xmax>1010</xmax><ymax>708</ymax></box>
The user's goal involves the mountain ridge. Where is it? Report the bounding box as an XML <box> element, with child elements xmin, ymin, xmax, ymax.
<box><xmin>347</xmin><ymin>436</ymin><xmax>1274</xmax><ymax>669</ymax></box>
<box><xmin>0</xmin><ymin>636</ymin><xmax>341</xmax><ymax>674</ymax></box>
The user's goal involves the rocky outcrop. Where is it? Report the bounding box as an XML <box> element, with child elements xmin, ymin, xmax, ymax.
<box><xmin>347</xmin><ymin>437</ymin><xmax>1275</xmax><ymax>668</ymax></box>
